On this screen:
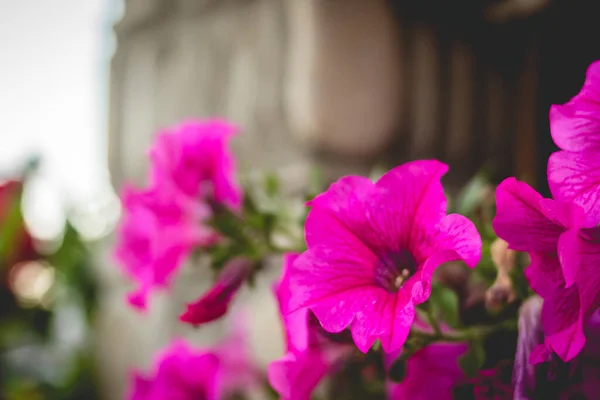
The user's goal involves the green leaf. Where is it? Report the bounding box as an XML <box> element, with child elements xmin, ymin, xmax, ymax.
<box><xmin>264</xmin><ymin>173</ymin><xmax>280</xmax><ymax>198</ymax></box>
<box><xmin>0</xmin><ymin>185</ymin><xmax>25</xmax><ymax>265</ymax></box>
<box><xmin>428</xmin><ymin>282</ymin><xmax>461</xmax><ymax>328</ymax></box>
<box><xmin>455</xmin><ymin>173</ymin><xmax>491</xmax><ymax>216</ymax></box>
<box><xmin>458</xmin><ymin>340</ymin><xmax>486</xmax><ymax>378</ymax></box>
<box><xmin>307</xmin><ymin>166</ymin><xmax>324</xmax><ymax>200</ymax></box>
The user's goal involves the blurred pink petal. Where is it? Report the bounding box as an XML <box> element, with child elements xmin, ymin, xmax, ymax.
<box><xmin>549</xmin><ymin>61</ymin><xmax>600</xmax><ymax>153</ymax></box>
<box><xmin>128</xmin><ymin>340</ymin><xmax>221</xmax><ymax>400</ymax></box>
<box><xmin>129</xmin><ymin>315</ymin><xmax>258</xmax><ymax>400</ymax></box>
<box><xmin>386</xmin><ymin>330</ymin><xmax>467</xmax><ymax>400</ymax></box>
<box><xmin>114</xmin><ymin>184</ymin><xmax>216</xmax><ymax>311</ymax></box>
<box><xmin>180</xmin><ymin>258</ymin><xmax>252</xmax><ymax>326</ymax></box>
<box><xmin>149</xmin><ymin>119</ymin><xmax>243</xmax><ymax>211</ymax></box>
<box><xmin>268</xmin><ymin>253</ymin><xmax>353</xmax><ymax>399</ymax></box>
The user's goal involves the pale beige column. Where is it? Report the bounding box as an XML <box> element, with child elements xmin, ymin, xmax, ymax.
<box><xmin>284</xmin><ymin>0</ymin><xmax>404</xmax><ymax>160</ymax></box>
<box><xmin>515</xmin><ymin>39</ymin><xmax>538</xmax><ymax>186</ymax></box>
<box><xmin>409</xmin><ymin>24</ymin><xmax>440</xmax><ymax>159</ymax></box>
<box><xmin>446</xmin><ymin>39</ymin><xmax>476</xmax><ymax>170</ymax></box>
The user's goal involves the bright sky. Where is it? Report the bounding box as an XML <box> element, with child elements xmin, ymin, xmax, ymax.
<box><xmin>0</xmin><ymin>0</ymin><xmax>122</xmax><ymax>239</ymax></box>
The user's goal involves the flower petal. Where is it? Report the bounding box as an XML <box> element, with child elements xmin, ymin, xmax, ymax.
<box><xmin>541</xmin><ymin>286</ymin><xmax>585</xmax><ymax>362</ymax></box>
<box><xmin>548</xmin><ymin>150</ymin><xmax>600</xmax><ymax>227</ymax></box>
<box><xmin>149</xmin><ymin>119</ymin><xmax>242</xmax><ymax>211</ymax></box>
<box><xmin>267</xmin><ymin>352</ymin><xmax>329</xmax><ymax>400</ymax></box>
<box><xmin>127</xmin><ymin>286</ymin><xmax>150</xmax><ymax>311</ymax></box>
<box><xmin>564</xmin><ymin>228</ymin><xmax>600</xmax><ymax>316</ymax></box>
<box><xmin>377</xmin><ymin>302</ymin><xmax>414</xmax><ymax>354</ymax></box>
<box><xmin>388</xmin><ymin>342</ymin><xmax>468</xmax><ymax>400</ymax></box>
<box><xmin>525</xmin><ymin>253</ymin><xmax>565</xmax><ymax>299</ymax></box>
<box><xmin>558</xmin><ymin>229</ymin><xmax>581</xmax><ymax>287</ymax></box>
<box><xmin>549</xmin><ymin>61</ymin><xmax>600</xmax><ymax>152</ymax></box>
<box><xmin>179</xmin><ymin>258</ymin><xmax>250</xmax><ymax>326</ymax></box>
<box><xmin>375</xmin><ymin>160</ymin><xmax>449</xmax><ymax>254</ymax></box>
<box><xmin>305</xmin><ymin>176</ymin><xmax>382</xmax><ymax>255</ymax></box>
<box><xmin>289</xmin><ymin>246</ymin><xmax>412</xmax><ymax>353</ymax></box>
<box><xmin>288</xmin><ymin>246</ymin><xmax>379</xmax><ymax>314</ymax></box>
<box><xmin>434</xmin><ymin>213</ymin><xmax>482</xmax><ymax>268</ymax></box>
<box><xmin>493</xmin><ymin>178</ymin><xmax>579</xmax><ymax>252</ymax></box>
<box><xmin>274</xmin><ymin>253</ymin><xmax>310</xmax><ymax>353</ymax></box>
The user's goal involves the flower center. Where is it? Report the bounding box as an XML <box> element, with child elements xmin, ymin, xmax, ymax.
<box><xmin>374</xmin><ymin>249</ymin><xmax>417</xmax><ymax>293</ymax></box>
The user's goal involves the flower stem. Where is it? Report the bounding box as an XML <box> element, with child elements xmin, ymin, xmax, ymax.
<box><xmin>411</xmin><ymin>319</ymin><xmax>517</xmax><ymax>343</ymax></box>
<box><xmin>424</xmin><ymin>303</ymin><xmax>442</xmax><ymax>336</ymax></box>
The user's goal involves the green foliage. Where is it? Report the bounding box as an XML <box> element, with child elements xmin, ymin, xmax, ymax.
<box><xmin>0</xmin><ymin>199</ymin><xmax>100</xmax><ymax>400</ymax></box>
<box><xmin>0</xmin><ymin>187</ymin><xmax>25</xmax><ymax>265</ymax></box>
<box><xmin>455</xmin><ymin>173</ymin><xmax>490</xmax><ymax>216</ymax></box>
<box><xmin>428</xmin><ymin>282</ymin><xmax>461</xmax><ymax>328</ymax></box>
<box><xmin>458</xmin><ymin>340</ymin><xmax>486</xmax><ymax>379</ymax></box>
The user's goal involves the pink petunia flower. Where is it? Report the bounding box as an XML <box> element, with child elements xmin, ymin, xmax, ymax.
<box><xmin>548</xmin><ymin>60</ymin><xmax>600</xmax><ymax>227</ymax></box>
<box><xmin>129</xmin><ymin>316</ymin><xmax>259</xmax><ymax>400</ymax></box>
<box><xmin>286</xmin><ymin>160</ymin><xmax>482</xmax><ymax>354</ymax></box>
<box><xmin>268</xmin><ymin>253</ymin><xmax>353</xmax><ymax>400</ymax></box>
<box><xmin>180</xmin><ymin>257</ymin><xmax>252</xmax><ymax>326</ymax></box>
<box><xmin>115</xmin><ymin>184</ymin><xmax>216</xmax><ymax>310</ymax></box>
<box><xmin>149</xmin><ymin>119</ymin><xmax>243</xmax><ymax>212</ymax></box>
<box><xmin>493</xmin><ymin>177</ymin><xmax>600</xmax><ymax>363</ymax></box>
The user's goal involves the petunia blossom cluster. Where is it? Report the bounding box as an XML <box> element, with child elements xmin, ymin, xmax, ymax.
<box><xmin>114</xmin><ymin>119</ymin><xmax>243</xmax><ymax>312</ymax></box>
<box><xmin>494</xmin><ymin>60</ymin><xmax>600</xmax><ymax>364</ymax></box>
<box><xmin>115</xmin><ymin>60</ymin><xmax>600</xmax><ymax>400</ymax></box>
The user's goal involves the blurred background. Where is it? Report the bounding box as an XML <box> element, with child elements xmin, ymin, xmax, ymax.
<box><xmin>1</xmin><ymin>0</ymin><xmax>599</xmax><ymax>398</ymax></box>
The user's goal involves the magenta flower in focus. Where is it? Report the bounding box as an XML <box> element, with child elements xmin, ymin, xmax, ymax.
<box><xmin>115</xmin><ymin>184</ymin><xmax>216</xmax><ymax>310</ymax></box>
<box><xmin>287</xmin><ymin>160</ymin><xmax>482</xmax><ymax>354</ymax></box>
<box><xmin>268</xmin><ymin>253</ymin><xmax>352</xmax><ymax>400</ymax></box>
<box><xmin>180</xmin><ymin>257</ymin><xmax>252</xmax><ymax>326</ymax></box>
<box><xmin>130</xmin><ymin>315</ymin><xmax>258</xmax><ymax>400</ymax></box>
<box><xmin>548</xmin><ymin>60</ymin><xmax>600</xmax><ymax>227</ymax></box>
<box><xmin>387</xmin><ymin>342</ymin><xmax>467</xmax><ymax>400</ymax></box>
<box><xmin>149</xmin><ymin>119</ymin><xmax>243</xmax><ymax>211</ymax></box>
<box><xmin>493</xmin><ymin>177</ymin><xmax>600</xmax><ymax>362</ymax></box>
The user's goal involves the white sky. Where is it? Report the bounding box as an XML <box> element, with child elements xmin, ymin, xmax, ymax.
<box><xmin>0</xmin><ymin>0</ymin><xmax>122</xmax><ymax>239</ymax></box>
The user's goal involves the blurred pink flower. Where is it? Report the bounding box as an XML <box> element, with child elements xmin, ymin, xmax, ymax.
<box><xmin>129</xmin><ymin>340</ymin><xmax>221</xmax><ymax>400</ymax></box>
<box><xmin>387</xmin><ymin>343</ymin><xmax>467</xmax><ymax>400</ymax></box>
<box><xmin>180</xmin><ymin>257</ymin><xmax>252</xmax><ymax>326</ymax></box>
<box><xmin>268</xmin><ymin>253</ymin><xmax>352</xmax><ymax>400</ymax></box>
<box><xmin>493</xmin><ymin>177</ymin><xmax>600</xmax><ymax>362</ymax></box>
<box><xmin>115</xmin><ymin>184</ymin><xmax>216</xmax><ymax>310</ymax></box>
<box><xmin>287</xmin><ymin>160</ymin><xmax>481</xmax><ymax>354</ymax></box>
<box><xmin>548</xmin><ymin>60</ymin><xmax>600</xmax><ymax>227</ymax></box>
<box><xmin>149</xmin><ymin>119</ymin><xmax>243</xmax><ymax>212</ymax></box>
<box><xmin>386</xmin><ymin>319</ymin><xmax>467</xmax><ymax>400</ymax></box>
<box><xmin>130</xmin><ymin>316</ymin><xmax>258</xmax><ymax>400</ymax></box>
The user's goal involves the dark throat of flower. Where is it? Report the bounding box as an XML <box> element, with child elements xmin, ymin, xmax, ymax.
<box><xmin>374</xmin><ymin>249</ymin><xmax>417</xmax><ymax>293</ymax></box>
